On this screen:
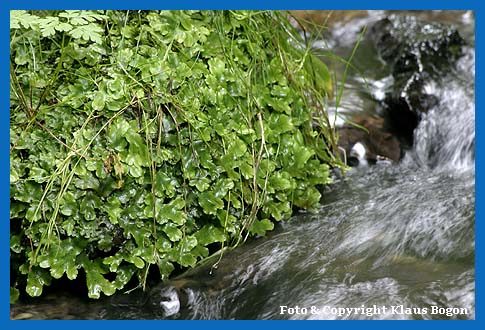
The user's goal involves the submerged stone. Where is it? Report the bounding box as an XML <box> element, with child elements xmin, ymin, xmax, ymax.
<box><xmin>337</xmin><ymin>116</ymin><xmax>401</xmax><ymax>166</ymax></box>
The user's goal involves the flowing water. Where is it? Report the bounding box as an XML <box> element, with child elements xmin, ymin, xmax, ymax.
<box><xmin>11</xmin><ymin>11</ymin><xmax>475</xmax><ymax>320</ymax></box>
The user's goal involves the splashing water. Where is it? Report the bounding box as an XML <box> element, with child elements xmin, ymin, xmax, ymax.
<box><xmin>411</xmin><ymin>47</ymin><xmax>475</xmax><ymax>173</ymax></box>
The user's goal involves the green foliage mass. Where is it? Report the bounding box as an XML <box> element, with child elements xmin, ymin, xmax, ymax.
<box><xmin>10</xmin><ymin>10</ymin><xmax>341</xmax><ymax>301</ymax></box>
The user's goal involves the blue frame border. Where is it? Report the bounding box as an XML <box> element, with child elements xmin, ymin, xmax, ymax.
<box><xmin>3</xmin><ymin>1</ymin><xmax>481</xmax><ymax>329</ymax></box>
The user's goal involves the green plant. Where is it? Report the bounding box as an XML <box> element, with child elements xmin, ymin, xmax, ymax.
<box><xmin>10</xmin><ymin>10</ymin><xmax>342</xmax><ymax>301</ymax></box>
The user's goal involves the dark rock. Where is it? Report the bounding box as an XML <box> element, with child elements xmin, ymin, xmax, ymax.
<box><xmin>369</xmin><ymin>15</ymin><xmax>465</xmax><ymax>147</ymax></box>
<box><xmin>338</xmin><ymin>116</ymin><xmax>401</xmax><ymax>166</ymax></box>
<box><xmin>371</xmin><ymin>15</ymin><xmax>465</xmax><ymax>78</ymax></box>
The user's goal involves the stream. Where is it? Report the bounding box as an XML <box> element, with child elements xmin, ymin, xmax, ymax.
<box><xmin>11</xmin><ymin>10</ymin><xmax>475</xmax><ymax>320</ymax></box>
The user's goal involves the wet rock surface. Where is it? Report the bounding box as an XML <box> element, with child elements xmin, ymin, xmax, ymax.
<box><xmin>337</xmin><ymin>14</ymin><xmax>467</xmax><ymax>165</ymax></box>
<box><xmin>338</xmin><ymin>116</ymin><xmax>401</xmax><ymax>166</ymax></box>
<box><xmin>370</xmin><ymin>15</ymin><xmax>466</xmax><ymax>147</ymax></box>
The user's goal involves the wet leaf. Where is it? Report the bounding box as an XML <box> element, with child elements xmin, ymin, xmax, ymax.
<box><xmin>199</xmin><ymin>191</ymin><xmax>224</xmax><ymax>215</ymax></box>
<box><xmin>103</xmin><ymin>196</ymin><xmax>122</xmax><ymax>224</ymax></box>
<box><xmin>107</xmin><ymin>118</ymin><xmax>130</xmax><ymax>151</ymax></box>
<box><xmin>126</xmin><ymin>130</ymin><xmax>150</xmax><ymax>167</ymax></box>
<box><xmin>60</xmin><ymin>191</ymin><xmax>78</xmax><ymax>216</ymax></box>
<box><xmin>12</xmin><ymin>182</ymin><xmax>42</xmax><ymax>203</ymax></box>
<box><xmin>155</xmin><ymin>171</ymin><xmax>178</xmax><ymax>197</ymax></box>
<box><xmin>130</xmin><ymin>256</ymin><xmax>145</xmax><ymax>269</ymax></box>
<box><xmin>208</xmin><ymin>57</ymin><xmax>225</xmax><ymax>76</ymax></box>
<box><xmin>163</xmin><ymin>223</ymin><xmax>183</xmax><ymax>242</ymax></box>
<box><xmin>263</xmin><ymin>201</ymin><xmax>291</xmax><ymax>221</ymax></box>
<box><xmin>26</xmin><ymin>268</ymin><xmax>52</xmax><ymax>297</ymax></box>
<box><xmin>157</xmin><ymin>197</ymin><xmax>186</xmax><ymax>225</ymax></box>
<box><xmin>10</xmin><ymin>287</ymin><xmax>20</xmax><ymax>304</ymax></box>
<box><xmin>178</xmin><ymin>253</ymin><xmax>197</xmax><ymax>267</ymax></box>
<box><xmin>294</xmin><ymin>147</ymin><xmax>314</xmax><ymax>169</ymax></box>
<box><xmin>158</xmin><ymin>260</ymin><xmax>174</xmax><ymax>279</ymax></box>
<box><xmin>269</xmin><ymin>113</ymin><xmax>293</xmax><ymax>134</ymax></box>
<box><xmin>80</xmin><ymin>255</ymin><xmax>117</xmax><ymax>299</ymax></box>
<box><xmin>113</xmin><ymin>266</ymin><xmax>136</xmax><ymax>289</ymax></box>
<box><xmin>74</xmin><ymin>172</ymin><xmax>100</xmax><ymax>190</ymax></box>
<box><xmin>10</xmin><ymin>234</ymin><xmax>22</xmax><ymax>253</ymax></box>
<box><xmin>270</xmin><ymin>171</ymin><xmax>293</xmax><ymax>191</ymax></box>
<box><xmin>92</xmin><ymin>91</ymin><xmax>106</xmax><ymax>111</ymax></box>
<box><xmin>37</xmin><ymin>238</ymin><xmax>86</xmax><ymax>280</ymax></box>
<box><xmin>227</xmin><ymin>136</ymin><xmax>247</xmax><ymax>159</ymax></box>
<box><xmin>190</xmin><ymin>176</ymin><xmax>211</xmax><ymax>192</ymax></box>
<box><xmin>80</xmin><ymin>192</ymin><xmax>102</xmax><ymax>221</ymax></box>
<box><xmin>69</xmin><ymin>24</ymin><xmax>104</xmax><ymax>44</ymax></box>
<box><xmin>155</xmin><ymin>237</ymin><xmax>172</xmax><ymax>253</ymax></box>
<box><xmin>194</xmin><ymin>224</ymin><xmax>225</xmax><ymax>246</ymax></box>
<box><xmin>249</xmin><ymin>219</ymin><xmax>274</xmax><ymax>236</ymax></box>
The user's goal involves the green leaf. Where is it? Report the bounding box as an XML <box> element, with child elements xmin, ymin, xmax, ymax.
<box><xmin>199</xmin><ymin>191</ymin><xmax>224</xmax><ymax>215</ymax></box>
<box><xmin>270</xmin><ymin>171</ymin><xmax>293</xmax><ymax>191</ymax></box>
<box><xmin>12</xmin><ymin>182</ymin><xmax>42</xmax><ymax>203</ymax></box>
<box><xmin>56</xmin><ymin>21</ymin><xmax>73</xmax><ymax>32</ymax></box>
<box><xmin>155</xmin><ymin>171</ymin><xmax>179</xmax><ymax>197</ymax></box>
<box><xmin>179</xmin><ymin>253</ymin><xmax>197</xmax><ymax>267</ymax></box>
<box><xmin>10</xmin><ymin>10</ymin><xmax>40</xmax><ymax>30</ymax></box>
<box><xmin>306</xmin><ymin>53</ymin><xmax>333</xmax><ymax>96</ymax></box>
<box><xmin>113</xmin><ymin>266</ymin><xmax>136</xmax><ymax>289</ymax></box>
<box><xmin>38</xmin><ymin>238</ymin><xmax>85</xmax><ymax>280</ymax></box>
<box><xmin>249</xmin><ymin>219</ymin><xmax>274</xmax><ymax>236</ymax></box>
<box><xmin>179</xmin><ymin>236</ymin><xmax>198</xmax><ymax>253</ymax></box>
<box><xmin>269</xmin><ymin>113</ymin><xmax>294</xmax><ymax>134</ymax></box>
<box><xmin>227</xmin><ymin>136</ymin><xmax>247</xmax><ymax>159</ymax></box>
<box><xmin>10</xmin><ymin>234</ymin><xmax>22</xmax><ymax>253</ymax></box>
<box><xmin>157</xmin><ymin>197</ymin><xmax>186</xmax><ymax>225</ymax></box>
<box><xmin>294</xmin><ymin>147</ymin><xmax>314</xmax><ymax>169</ymax></box>
<box><xmin>190</xmin><ymin>176</ymin><xmax>210</xmax><ymax>192</ymax></box>
<box><xmin>10</xmin><ymin>165</ymin><xmax>21</xmax><ymax>183</ymax></box>
<box><xmin>174</xmin><ymin>236</ymin><xmax>199</xmax><ymax>267</ymax></box>
<box><xmin>74</xmin><ymin>172</ymin><xmax>100</xmax><ymax>190</ymax></box>
<box><xmin>208</xmin><ymin>57</ymin><xmax>226</xmax><ymax>76</ymax></box>
<box><xmin>60</xmin><ymin>191</ymin><xmax>78</xmax><ymax>216</ymax></box>
<box><xmin>163</xmin><ymin>223</ymin><xmax>183</xmax><ymax>242</ymax></box>
<box><xmin>158</xmin><ymin>260</ymin><xmax>175</xmax><ymax>280</ymax></box>
<box><xmin>107</xmin><ymin>118</ymin><xmax>130</xmax><ymax>150</ymax></box>
<box><xmin>91</xmin><ymin>91</ymin><xmax>106</xmax><ymax>110</ymax></box>
<box><xmin>39</xmin><ymin>17</ymin><xmax>60</xmax><ymax>37</ymax></box>
<box><xmin>294</xmin><ymin>186</ymin><xmax>321</xmax><ymax>210</ymax></box>
<box><xmin>194</xmin><ymin>224</ymin><xmax>225</xmax><ymax>246</ymax></box>
<box><xmin>103</xmin><ymin>196</ymin><xmax>122</xmax><ymax>224</ymax></box>
<box><xmin>69</xmin><ymin>24</ymin><xmax>104</xmax><ymax>44</ymax></box>
<box><xmin>28</xmin><ymin>167</ymin><xmax>49</xmax><ymax>183</ymax></box>
<box><xmin>80</xmin><ymin>255</ymin><xmax>117</xmax><ymax>299</ymax></box>
<box><xmin>25</xmin><ymin>202</ymin><xmax>41</xmax><ymax>222</ymax></box>
<box><xmin>130</xmin><ymin>256</ymin><xmax>145</xmax><ymax>269</ymax></box>
<box><xmin>80</xmin><ymin>192</ymin><xmax>101</xmax><ymax>221</ymax></box>
<box><xmin>263</xmin><ymin>201</ymin><xmax>291</xmax><ymax>221</ymax></box>
<box><xmin>213</xmin><ymin>178</ymin><xmax>234</xmax><ymax>198</ymax></box>
<box><xmin>155</xmin><ymin>237</ymin><xmax>172</xmax><ymax>252</ymax></box>
<box><xmin>26</xmin><ymin>268</ymin><xmax>52</xmax><ymax>297</ymax></box>
<box><xmin>10</xmin><ymin>287</ymin><xmax>20</xmax><ymax>304</ymax></box>
<box><xmin>62</xmin><ymin>219</ymin><xmax>76</xmax><ymax>236</ymax></box>
<box><xmin>59</xmin><ymin>11</ymin><xmax>88</xmax><ymax>25</ymax></box>
<box><xmin>125</xmin><ymin>129</ymin><xmax>150</xmax><ymax>167</ymax></box>
<box><xmin>60</xmin><ymin>10</ymin><xmax>107</xmax><ymax>25</ymax></box>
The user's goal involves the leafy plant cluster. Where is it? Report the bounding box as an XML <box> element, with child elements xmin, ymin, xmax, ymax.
<box><xmin>10</xmin><ymin>10</ymin><xmax>341</xmax><ymax>301</ymax></box>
